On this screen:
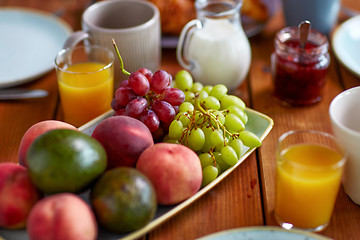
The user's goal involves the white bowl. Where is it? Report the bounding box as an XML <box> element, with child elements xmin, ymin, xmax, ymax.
<box><xmin>329</xmin><ymin>86</ymin><xmax>360</xmax><ymax>205</ymax></box>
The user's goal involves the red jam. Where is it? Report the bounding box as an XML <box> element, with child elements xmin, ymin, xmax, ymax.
<box><xmin>272</xmin><ymin>27</ymin><xmax>330</xmax><ymax>106</ymax></box>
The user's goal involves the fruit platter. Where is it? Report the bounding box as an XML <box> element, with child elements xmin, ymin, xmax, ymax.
<box><xmin>81</xmin><ymin>108</ymin><xmax>273</xmax><ymax>240</ymax></box>
<box><xmin>0</xmin><ymin>47</ymin><xmax>273</xmax><ymax>240</ymax></box>
<box><xmin>0</xmin><ymin>110</ymin><xmax>272</xmax><ymax>240</ymax></box>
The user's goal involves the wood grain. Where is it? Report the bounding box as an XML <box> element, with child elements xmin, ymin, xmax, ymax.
<box><xmin>0</xmin><ymin>0</ymin><xmax>359</xmax><ymax>239</ymax></box>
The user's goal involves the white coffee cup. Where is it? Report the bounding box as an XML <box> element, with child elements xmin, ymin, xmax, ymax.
<box><xmin>64</xmin><ymin>0</ymin><xmax>161</xmax><ymax>88</ymax></box>
<box><xmin>329</xmin><ymin>86</ymin><xmax>360</xmax><ymax>205</ymax></box>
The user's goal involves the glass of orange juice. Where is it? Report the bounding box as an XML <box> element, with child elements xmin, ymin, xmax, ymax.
<box><xmin>274</xmin><ymin>130</ymin><xmax>346</xmax><ymax>232</ymax></box>
<box><xmin>55</xmin><ymin>45</ymin><xmax>114</xmax><ymax>127</ymax></box>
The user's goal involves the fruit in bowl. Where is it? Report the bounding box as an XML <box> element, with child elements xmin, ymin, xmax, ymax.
<box><xmin>111</xmin><ymin>40</ymin><xmax>185</xmax><ymax>140</ymax></box>
<box><xmin>91</xmin><ymin>116</ymin><xmax>154</xmax><ymax>168</ymax></box>
<box><xmin>109</xmin><ymin>42</ymin><xmax>262</xmax><ymax>187</ymax></box>
<box><xmin>0</xmin><ymin>163</ymin><xmax>42</xmax><ymax>229</ymax></box>
<box><xmin>27</xmin><ymin>129</ymin><xmax>107</xmax><ymax>194</ymax></box>
<box><xmin>4</xmin><ymin>42</ymin><xmax>266</xmax><ymax>237</ymax></box>
<box><xmin>136</xmin><ymin>143</ymin><xmax>202</xmax><ymax>205</ymax></box>
<box><xmin>27</xmin><ymin>193</ymin><xmax>97</xmax><ymax>240</ymax></box>
<box><xmin>90</xmin><ymin>167</ymin><xmax>157</xmax><ymax>233</ymax></box>
<box><xmin>18</xmin><ymin>120</ymin><xmax>77</xmax><ymax>167</ymax></box>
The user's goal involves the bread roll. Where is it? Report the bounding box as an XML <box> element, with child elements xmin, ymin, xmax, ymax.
<box><xmin>148</xmin><ymin>0</ymin><xmax>268</xmax><ymax>35</ymax></box>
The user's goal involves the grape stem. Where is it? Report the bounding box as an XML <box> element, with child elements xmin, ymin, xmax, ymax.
<box><xmin>208</xmin><ymin>148</ymin><xmax>217</xmax><ymax>167</ymax></box>
<box><xmin>194</xmin><ymin>97</ymin><xmax>206</xmax><ymax>116</ymax></box>
<box><xmin>112</xmin><ymin>39</ymin><xmax>130</xmax><ymax>76</ymax></box>
<box><xmin>177</xmin><ymin>96</ymin><xmax>239</xmax><ymax>150</ymax></box>
<box><xmin>194</xmin><ymin>97</ymin><xmax>234</xmax><ymax>141</ymax></box>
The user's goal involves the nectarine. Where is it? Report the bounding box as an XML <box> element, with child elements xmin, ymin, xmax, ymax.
<box><xmin>18</xmin><ymin>120</ymin><xmax>77</xmax><ymax>167</ymax></box>
<box><xmin>136</xmin><ymin>143</ymin><xmax>202</xmax><ymax>205</ymax></box>
<box><xmin>0</xmin><ymin>163</ymin><xmax>41</xmax><ymax>229</ymax></box>
<box><xmin>91</xmin><ymin>116</ymin><xmax>154</xmax><ymax>168</ymax></box>
<box><xmin>27</xmin><ymin>193</ymin><xmax>97</xmax><ymax>240</ymax></box>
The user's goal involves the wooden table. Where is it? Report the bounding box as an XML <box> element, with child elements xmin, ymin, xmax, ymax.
<box><xmin>1</xmin><ymin>0</ymin><xmax>359</xmax><ymax>239</ymax></box>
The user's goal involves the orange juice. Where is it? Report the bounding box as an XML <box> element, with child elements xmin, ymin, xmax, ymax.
<box><xmin>275</xmin><ymin>143</ymin><xmax>345</xmax><ymax>230</ymax></box>
<box><xmin>58</xmin><ymin>62</ymin><xmax>113</xmax><ymax>127</ymax></box>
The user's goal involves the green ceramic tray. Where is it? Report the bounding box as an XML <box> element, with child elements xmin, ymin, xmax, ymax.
<box><xmin>0</xmin><ymin>108</ymin><xmax>273</xmax><ymax>240</ymax></box>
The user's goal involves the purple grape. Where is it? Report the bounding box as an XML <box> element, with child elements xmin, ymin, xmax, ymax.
<box><xmin>125</xmin><ymin>97</ymin><xmax>148</xmax><ymax>118</ymax></box>
<box><xmin>128</xmin><ymin>72</ymin><xmax>150</xmax><ymax>96</ymax></box>
<box><xmin>151</xmin><ymin>100</ymin><xmax>176</xmax><ymax>124</ymax></box>
<box><xmin>139</xmin><ymin>109</ymin><xmax>160</xmax><ymax>132</ymax></box>
<box><xmin>115</xmin><ymin>87</ymin><xmax>137</xmax><ymax>107</ymax></box>
<box><xmin>150</xmin><ymin>70</ymin><xmax>171</xmax><ymax>93</ymax></box>
<box><xmin>163</xmin><ymin>87</ymin><xmax>185</xmax><ymax>106</ymax></box>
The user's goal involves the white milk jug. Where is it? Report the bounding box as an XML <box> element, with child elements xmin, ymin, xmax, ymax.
<box><xmin>177</xmin><ymin>0</ymin><xmax>251</xmax><ymax>91</ymax></box>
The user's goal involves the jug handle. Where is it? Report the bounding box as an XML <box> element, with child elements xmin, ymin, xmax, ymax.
<box><xmin>176</xmin><ymin>19</ymin><xmax>202</xmax><ymax>70</ymax></box>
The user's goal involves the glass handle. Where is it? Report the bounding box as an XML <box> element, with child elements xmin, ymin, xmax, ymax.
<box><xmin>176</xmin><ymin>19</ymin><xmax>202</xmax><ymax>70</ymax></box>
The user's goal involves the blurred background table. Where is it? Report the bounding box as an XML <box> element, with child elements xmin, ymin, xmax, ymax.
<box><xmin>0</xmin><ymin>0</ymin><xmax>359</xmax><ymax>239</ymax></box>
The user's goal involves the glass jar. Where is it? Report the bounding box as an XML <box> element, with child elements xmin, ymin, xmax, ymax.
<box><xmin>177</xmin><ymin>0</ymin><xmax>251</xmax><ymax>91</ymax></box>
<box><xmin>271</xmin><ymin>26</ymin><xmax>330</xmax><ymax>106</ymax></box>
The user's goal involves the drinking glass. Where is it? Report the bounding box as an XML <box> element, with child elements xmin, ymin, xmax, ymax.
<box><xmin>274</xmin><ymin>130</ymin><xmax>346</xmax><ymax>232</ymax></box>
<box><xmin>55</xmin><ymin>45</ymin><xmax>114</xmax><ymax>127</ymax></box>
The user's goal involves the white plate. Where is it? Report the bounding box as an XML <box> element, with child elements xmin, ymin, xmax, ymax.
<box><xmin>332</xmin><ymin>15</ymin><xmax>360</xmax><ymax>78</ymax></box>
<box><xmin>196</xmin><ymin>226</ymin><xmax>331</xmax><ymax>240</ymax></box>
<box><xmin>0</xmin><ymin>8</ymin><xmax>72</xmax><ymax>88</ymax></box>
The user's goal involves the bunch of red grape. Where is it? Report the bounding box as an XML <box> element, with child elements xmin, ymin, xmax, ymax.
<box><xmin>111</xmin><ymin>68</ymin><xmax>185</xmax><ymax>139</ymax></box>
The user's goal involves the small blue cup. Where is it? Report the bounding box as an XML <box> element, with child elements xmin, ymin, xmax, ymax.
<box><xmin>281</xmin><ymin>0</ymin><xmax>340</xmax><ymax>35</ymax></box>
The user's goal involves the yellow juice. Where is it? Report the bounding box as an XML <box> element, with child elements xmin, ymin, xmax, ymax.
<box><xmin>58</xmin><ymin>62</ymin><xmax>113</xmax><ymax>127</ymax></box>
<box><xmin>275</xmin><ymin>144</ymin><xmax>344</xmax><ymax>230</ymax></box>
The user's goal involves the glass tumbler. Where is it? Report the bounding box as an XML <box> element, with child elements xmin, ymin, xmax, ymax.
<box><xmin>55</xmin><ymin>45</ymin><xmax>114</xmax><ymax>127</ymax></box>
<box><xmin>274</xmin><ymin>130</ymin><xmax>346</xmax><ymax>232</ymax></box>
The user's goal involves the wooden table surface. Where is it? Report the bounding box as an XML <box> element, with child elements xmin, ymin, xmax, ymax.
<box><xmin>1</xmin><ymin>0</ymin><xmax>359</xmax><ymax>239</ymax></box>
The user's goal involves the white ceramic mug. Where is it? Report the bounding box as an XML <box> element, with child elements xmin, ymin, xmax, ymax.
<box><xmin>329</xmin><ymin>86</ymin><xmax>360</xmax><ymax>205</ymax></box>
<box><xmin>64</xmin><ymin>0</ymin><xmax>161</xmax><ymax>88</ymax></box>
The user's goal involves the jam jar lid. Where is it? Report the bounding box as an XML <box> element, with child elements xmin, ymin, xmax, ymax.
<box><xmin>274</xmin><ymin>26</ymin><xmax>329</xmax><ymax>63</ymax></box>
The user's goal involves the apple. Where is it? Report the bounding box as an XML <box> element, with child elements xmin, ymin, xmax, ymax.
<box><xmin>18</xmin><ymin>120</ymin><xmax>77</xmax><ymax>167</ymax></box>
<box><xmin>136</xmin><ymin>143</ymin><xmax>202</xmax><ymax>205</ymax></box>
<box><xmin>91</xmin><ymin>116</ymin><xmax>154</xmax><ymax>168</ymax></box>
<box><xmin>0</xmin><ymin>163</ymin><xmax>42</xmax><ymax>229</ymax></box>
<box><xmin>27</xmin><ymin>193</ymin><xmax>97</xmax><ymax>240</ymax></box>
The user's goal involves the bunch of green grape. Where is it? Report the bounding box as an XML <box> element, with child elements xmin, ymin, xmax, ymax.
<box><xmin>164</xmin><ymin>70</ymin><xmax>262</xmax><ymax>187</ymax></box>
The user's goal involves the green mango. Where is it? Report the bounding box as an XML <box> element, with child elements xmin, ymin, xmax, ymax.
<box><xmin>27</xmin><ymin>129</ymin><xmax>107</xmax><ymax>194</ymax></box>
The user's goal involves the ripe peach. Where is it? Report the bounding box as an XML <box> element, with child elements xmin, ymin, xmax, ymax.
<box><xmin>92</xmin><ymin>116</ymin><xmax>154</xmax><ymax>168</ymax></box>
<box><xmin>18</xmin><ymin>120</ymin><xmax>77</xmax><ymax>167</ymax></box>
<box><xmin>0</xmin><ymin>163</ymin><xmax>42</xmax><ymax>229</ymax></box>
<box><xmin>27</xmin><ymin>193</ymin><xmax>97</xmax><ymax>240</ymax></box>
<box><xmin>136</xmin><ymin>143</ymin><xmax>202</xmax><ymax>205</ymax></box>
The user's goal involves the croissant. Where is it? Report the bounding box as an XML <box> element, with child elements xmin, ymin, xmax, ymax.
<box><xmin>147</xmin><ymin>0</ymin><xmax>268</xmax><ymax>35</ymax></box>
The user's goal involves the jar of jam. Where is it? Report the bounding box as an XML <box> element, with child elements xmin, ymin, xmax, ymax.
<box><xmin>271</xmin><ymin>26</ymin><xmax>330</xmax><ymax>106</ymax></box>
